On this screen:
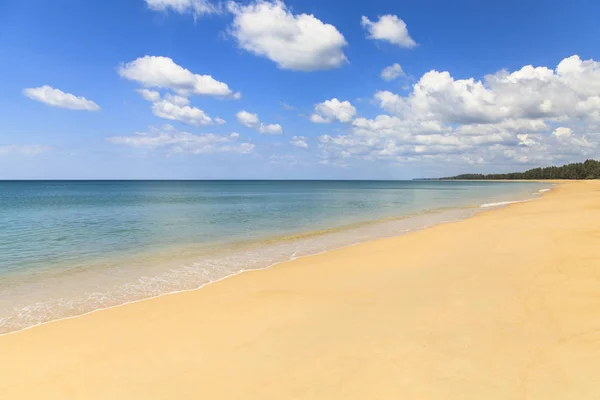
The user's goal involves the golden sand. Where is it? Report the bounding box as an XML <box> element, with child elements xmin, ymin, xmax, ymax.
<box><xmin>1</xmin><ymin>181</ymin><xmax>600</xmax><ymax>399</ymax></box>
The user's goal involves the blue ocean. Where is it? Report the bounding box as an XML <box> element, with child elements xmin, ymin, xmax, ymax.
<box><xmin>0</xmin><ymin>180</ymin><xmax>550</xmax><ymax>333</ymax></box>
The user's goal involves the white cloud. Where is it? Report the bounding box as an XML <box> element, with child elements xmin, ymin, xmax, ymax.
<box><xmin>457</xmin><ymin>119</ymin><xmax>549</xmax><ymax>135</ymax></box>
<box><xmin>553</xmin><ymin>127</ymin><xmax>573</xmax><ymax>138</ymax></box>
<box><xmin>145</xmin><ymin>0</ymin><xmax>219</xmax><ymax>15</ymax></box>
<box><xmin>0</xmin><ymin>144</ymin><xmax>50</xmax><ymax>156</ymax></box>
<box><xmin>310</xmin><ymin>98</ymin><xmax>356</xmax><ymax>123</ymax></box>
<box><xmin>215</xmin><ymin>117</ymin><xmax>227</xmax><ymax>125</ymax></box>
<box><xmin>309</xmin><ymin>114</ymin><xmax>329</xmax><ymax>124</ymax></box>
<box><xmin>236</xmin><ymin>110</ymin><xmax>260</xmax><ymax>127</ymax></box>
<box><xmin>163</xmin><ymin>93</ymin><xmax>191</xmax><ymax>106</ymax></box>
<box><xmin>137</xmin><ymin>89</ymin><xmax>161</xmax><ymax>102</ymax></box>
<box><xmin>23</xmin><ymin>86</ymin><xmax>100</xmax><ymax>111</ymax></box>
<box><xmin>517</xmin><ymin>134</ymin><xmax>537</xmax><ymax>147</ymax></box>
<box><xmin>291</xmin><ymin>136</ymin><xmax>308</xmax><ymax>149</ymax></box>
<box><xmin>381</xmin><ymin>63</ymin><xmax>405</xmax><ymax>81</ymax></box>
<box><xmin>119</xmin><ymin>56</ymin><xmax>237</xmax><ymax>97</ymax></box>
<box><xmin>151</xmin><ymin>99</ymin><xmax>213</xmax><ymax>126</ymax></box>
<box><xmin>373</xmin><ymin>90</ymin><xmax>407</xmax><ymax>116</ymax></box>
<box><xmin>361</xmin><ymin>15</ymin><xmax>417</xmax><ymax>48</ymax></box>
<box><xmin>319</xmin><ymin>122</ymin><xmax>510</xmax><ymax>165</ymax></box>
<box><xmin>318</xmin><ymin>114</ymin><xmax>597</xmax><ymax>169</ymax></box>
<box><xmin>258</xmin><ymin>123</ymin><xmax>283</xmax><ymax>135</ymax></box>
<box><xmin>376</xmin><ymin>55</ymin><xmax>600</xmax><ymax>125</ymax></box>
<box><xmin>228</xmin><ymin>0</ymin><xmax>348</xmax><ymax>71</ymax></box>
<box><xmin>317</xmin><ymin>55</ymin><xmax>600</xmax><ymax>169</ymax></box>
<box><xmin>549</xmin><ymin>126</ymin><xmax>593</xmax><ymax>150</ymax></box>
<box><xmin>236</xmin><ymin>110</ymin><xmax>283</xmax><ymax>134</ymax></box>
<box><xmin>137</xmin><ymin>89</ymin><xmax>215</xmax><ymax>126</ymax></box>
<box><xmin>108</xmin><ymin>127</ymin><xmax>254</xmax><ymax>155</ymax></box>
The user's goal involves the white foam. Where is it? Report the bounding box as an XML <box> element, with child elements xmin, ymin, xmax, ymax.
<box><xmin>538</xmin><ymin>188</ymin><xmax>551</xmax><ymax>193</ymax></box>
<box><xmin>480</xmin><ymin>199</ymin><xmax>529</xmax><ymax>208</ymax></box>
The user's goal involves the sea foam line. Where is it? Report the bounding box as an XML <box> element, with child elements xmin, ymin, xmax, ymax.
<box><xmin>480</xmin><ymin>199</ymin><xmax>530</xmax><ymax>208</ymax></box>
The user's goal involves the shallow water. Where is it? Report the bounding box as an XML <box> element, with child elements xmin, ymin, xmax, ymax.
<box><xmin>0</xmin><ymin>180</ymin><xmax>550</xmax><ymax>334</ymax></box>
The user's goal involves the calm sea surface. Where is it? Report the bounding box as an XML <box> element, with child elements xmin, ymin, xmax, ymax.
<box><xmin>0</xmin><ymin>180</ymin><xmax>550</xmax><ymax>333</ymax></box>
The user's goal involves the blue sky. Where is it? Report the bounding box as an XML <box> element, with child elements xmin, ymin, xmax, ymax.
<box><xmin>1</xmin><ymin>0</ymin><xmax>600</xmax><ymax>179</ymax></box>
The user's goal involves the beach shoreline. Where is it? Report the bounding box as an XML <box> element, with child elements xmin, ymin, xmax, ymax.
<box><xmin>0</xmin><ymin>204</ymin><xmax>512</xmax><ymax>338</ymax></box>
<box><xmin>0</xmin><ymin>181</ymin><xmax>549</xmax><ymax>335</ymax></box>
<box><xmin>2</xmin><ymin>180</ymin><xmax>599</xmax><ymax>399</ymax></box>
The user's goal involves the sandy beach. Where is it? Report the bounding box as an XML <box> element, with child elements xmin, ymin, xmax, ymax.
<box><xmin>1</xmin><ymin>180</ymin><xmax>599</xmax><ymax>399</ymax></box>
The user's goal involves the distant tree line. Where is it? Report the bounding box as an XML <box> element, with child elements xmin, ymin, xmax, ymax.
<box><xmin>438</xmin><ymin>159</ymin><xmax>600</xmax><ymax>180</ymax></box>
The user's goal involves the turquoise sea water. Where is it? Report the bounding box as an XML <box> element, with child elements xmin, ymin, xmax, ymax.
<box><xmin>0</xmin><ymin>180</ymin><xmax>550</xmax><ymax>334</ymax></box>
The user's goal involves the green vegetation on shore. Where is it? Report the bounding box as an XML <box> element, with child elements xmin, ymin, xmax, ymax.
<box><xmin>437</xmin><ymin>159</ymin><xmax>600</xmax><ymax>180</ymax></box>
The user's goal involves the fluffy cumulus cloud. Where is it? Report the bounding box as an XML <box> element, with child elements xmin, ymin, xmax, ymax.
<box><xmin>151</xmin><ymin>99</ymin><xmax>212</xmax><ymax>126</ymax></box>
<box><xmin>119</xmin><ymin>56</ymin><xmax>238</xmax><ymax>98</ymax></box>
<box><xmin>236</xmin><ymin>110</ymin><xmax>260</xmax><ymax>127</ymax></box>
<box><xmin>137</xmin><ymin>89</ymin><xmax>161</xmax><ymax>102</ymax></box>
<box><xmin>361</xmin><ymin>15</ymin><xmax>417</xmax><ymax>48</ymax></box>
<box><xmin>381</xmin><ymin>63</ymin><xmax>405</xmax><ymax>81</ymax></box>
<box><xmin>145</xmin><ymin>0</ymin><xmax>219</xmax><ymax>15</ymax></box>
<box><xmin>290</xmin><ymin>136</ymin><xmax>308</xmax><ymax>149</ymax></box>
<box><xmin>236</xmin><ymin>110</ymin><xmax>283</xmax><ymax>134</ymax></box>
<box><xmin>136</xmin><ymin>90</ymin><xmax>224</xmax><ymax>127</ymax></box>
<box><xmin>0</xmin><ymin>144</ymin><xmax>50</xmax><ymax>156</ymax></box>
<box><xmin>375</xmin><ymin>55</ymin><xmax>600</xmax><ymax>124</ymax></box>
<box><xmin>122</xmin><ymin>57</ymin><xmax>235</xmax><ymax>126</ymax></box>
<box><xmin>107</xmin><ymin>126</ymin><xmax>254</xmax><ymax>155</ymax></box>
<box><xmin>228</xmin><ymin>0</ymin><xmax>348</xmax><ymax>71</ymax></box>
<box><xmin>23</xmin><ymin>86</ymin><xmax>100</xmax><ymax>111</ymax></box>
<box><xmin>310</xmin><ymin>98</ymin><xmax>356</xmax><ymax>123</ymax></box>
<box><xmin>258</xmin><ymin>123</ymin><xmax>283</xmax><ymax>135</ymax></box>
<box><xmin>317</xmin><ymin>55</ymin><xmax>600</xmax><ymax>170</ymax></box>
